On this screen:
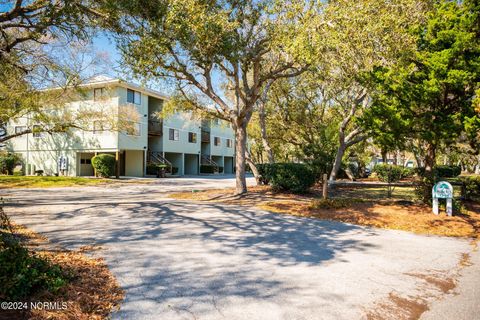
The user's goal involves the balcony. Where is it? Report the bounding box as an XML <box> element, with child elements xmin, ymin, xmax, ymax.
<box><xmin>201</xmin><ymin>119</ymin><xmax>211</xmax><ymax>132</ymax></box>
<box><xmin>148</xmin><ymin>120</ymin><xmax>163</xmax><ymax>136</ymax></box>
<box><xmin>201</xmin><ymin>130</ymin><xmax>210</xmax><ymax>143</ymax></box>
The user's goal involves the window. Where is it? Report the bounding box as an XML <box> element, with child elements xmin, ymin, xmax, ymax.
<box><xmin>80</xmin><ymin>158</ymin><xmax>92</xmax><ymax>165</ymax></box>
<box><xmin>94</xmin><ymin>87</ymin><xmax>105</xmax><ymax>101</ymax></box>
<box><xmin>188</xmin><ymin>132</ymin><xmax>197</xmax><ymax>143</ymax></box>
<box><xmin>93</xmin><ymin>121</ymin><xmax>103</xmax><ymax>134</ymax></box>
<box><xmin>15</xmin><ymin>126</ymin><xmax>26</xmax><ymax>134</ymax></box>
<box><xmin>213</xmin><ymin>118</ymin><xmax>220</xmax><ymax>125</ymax></box>
<box><xmin>226</xmin><ymin>138</ymin><xmax>233</xmax><ymax>148</ymax></box>
<box><xmin>32</xmin><ymin>125</ymin><xmax>42</xmax><ymax>138</ymax></box>
<box><xmin>169</xmin><ymin>128</ymin><xmax>179</xmax><ymax>141</ymax></box>
<box><xmin>127</xmin><ymin>89</ymin><xmax>141</xmax><ymax>105</ymax></box>
<box><xmin>125</xmin><ymin>122</ymin><xmax>141</xmax><ymax>136</ymax></box>
<box><xmin>214</xmin><ymin>136</ymin><xmax>221</xmax><ymax>146</ymax></box>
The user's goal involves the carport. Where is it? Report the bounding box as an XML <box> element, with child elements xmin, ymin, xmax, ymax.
<box><xmin>184</xmin><ymin>154</ymin><xmax>199</xmax><ymax>175</ymax></box>
<box><xmin>164</xmin><ymin>152</ymin><xmax>183</xmax><ymax>175</ymax></box>
<box><xmin>224</xmin><ymin>156</ymin><xmax>234</xmax><ymax>174</ymax></box>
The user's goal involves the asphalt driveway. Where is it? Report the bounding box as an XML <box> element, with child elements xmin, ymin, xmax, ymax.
<box><xmin>2</xmin><ymin>176</ymin><xmax>478</xmax><ymax>319</ymax></box>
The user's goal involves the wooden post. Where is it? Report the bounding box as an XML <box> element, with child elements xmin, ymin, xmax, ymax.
<box><xmin>115</xmin><ymin>151</ymin><xmax>120</xmax><ymax>179</ymax></box>
<box><xmin>93</xmin><ymin>152</ymin><xmax>98</xmax><ymax>177</ymax></box>
<box><xmin>323</xmin><ymin>173</ymin><xmax>328</xmax><ymax>199</ymax></box>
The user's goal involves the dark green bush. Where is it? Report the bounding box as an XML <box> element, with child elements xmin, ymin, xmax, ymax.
<box><xmin>0</xmin><ymin>241</ymin><xmax>68</xmax><ymax>300</ymax></box>
<box><xmin>402</xmin><ymin>167</ymin><xmax>415</xmax><ymax>178</ymax></box>
<box><xmin>171</xmin><ymin>167</ymin><xmax>179</xmax><ymax>175</ymax></box>
<box><xmin>0</xmin><ymin>207</ymin><xmax>68</xmax><ymax>300</ymax></box>
<box><xmin>416</xmin><ymin>165</ymin><xmax>461</xmax><ymax>178</ymax></box>
<box><xmin>91</xmin><ymin>154</ymin><xmax>115</xmax><ymax>177</ymax></box>
<box><xmin>0</xmin><ymin>153</ymin><xmax>19</xmax><ymax>175</ymax></box>
<box><xmin>200</xmin><ymin>165</ymin><xmax>217</xmax><ymax>174</ymax></box>
<box><xmin>461</xmin><ymin>176</ymin><xmax>480</xmax><ymax>200</ymax></box>
<box><xmin>434</xmin><ymin>165</ymin><xmax>461</xmax><ymax>178</ymax></box>
<box><xmin>257</xmin><ymin>163</ymin><xmax>315</xmax><ymax>193</ymax></box>
<box><xmin>146</xmin><ymin>164</ymin><xmax>168</xmax><ymax>175</ymax></box>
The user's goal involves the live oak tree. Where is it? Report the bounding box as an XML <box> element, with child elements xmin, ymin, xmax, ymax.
<box><xmin>313</xmin><ymin>0</ymin><xmax>428</xmax><ymax>181</ymax></box>
<box><xmin>364</xmin><ymin>0</ymin><xmax>480</xmax><ymax>200</ymax></box>
<box><xmin>109</xmin><ymin>0</ymin><xmax>315</xmax><ymax>194</ymax></box>
<box><xmin>0</xmin><ymin>0</ymin><xmax>115</xmax><ymax>142</ymax></box>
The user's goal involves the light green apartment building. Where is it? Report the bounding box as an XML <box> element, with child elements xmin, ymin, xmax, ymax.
<box><xmin>5</xmin><ymin>77</ymin><xmax>235</xmax><ymax>177</ymax></box>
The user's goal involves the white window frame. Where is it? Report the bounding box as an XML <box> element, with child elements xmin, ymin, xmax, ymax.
<box><xmin>127</xmin><ymin>89</ymin><xmax>141</xmax><ymax>105</ymax></box>
<box><xmin>169</xmin><ymin>128</ymin><xmax>179</xmax><ymax>141</ymax></box>
<box><xmin>226</xmin><ymin>138</ymin><xmax>233</xmax><ymax>148</ymax></box>
<box><xmin>14</xmin><ymin>126</ymin><xmax>27</xmax><ymax>135</ymax></box>
<box><xmin>94</xmin><ymin>87</ymin><xmax>105</xmax><ymax>101</ymax></box>
<box><xmin>188</xmin><ymin>132</ymin><xmax>197</xmax><ymax>143</ymax></box>
<box><xmin>214</xmin><ymin>136</ymin><xmax>221</xmax><ymax>146</ymax></box>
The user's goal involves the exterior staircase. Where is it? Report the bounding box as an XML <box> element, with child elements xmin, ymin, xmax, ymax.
<box><xmin>147</xmin><ymin>151</ymin><xmax>172</xmax><ymax>175</ymax></box>
<box><xmin>201</xmin><ymin>154</ymin><xmax>219</xmax><ymax>173</ymax></box>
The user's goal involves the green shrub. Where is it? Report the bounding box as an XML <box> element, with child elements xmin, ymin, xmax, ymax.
<box><xmin>416</xmin><ymin>165</ymin><xmax>462</xmax><ymax>178</ymax></box>
<box><xmin>218</xmin><ymin>166</ymin><xmax>224</xmax><ymax>173</ymax></box>
<box><xmin>374</xmin><ymin>164</ymin><xmax>404</xmax><ymax>183</ymax></box>
<box><xmin>461</xmin><ymin>176</ymin><xmax>480</xmax><ymax>200</ymax></box>
<box><xmin>170</xmin><ymin>167</ymin><xmax>179</xmax><ymax>175</ymax></box>
<box><xmin>91</xmin><ymin>154</ymin><xmax>115</xmax><ymax>177</ymax></box>
<box><xmin>0</xmin><ymin>153</ymin><xmax>19</xmax><ymax>175</ymax></box>
<box><xmin>200</xmin><ymin>165</ymin><xmax>217</xmax><ymax>174</ymax></box>
<box><xmin>0</xmin><ymin>208</ymin><xmax>68</xmax><ymax>300</ymax></box>
<box><xmin>258</xmin><ymin>163</ymin><xmax>315</xmax><ymax>193</ymax></box>
<box><xmin>402</xmin><ymin>167</ymin><xmax>415</xmax><ymax>178</ymax></box>
<box><xmin>434</xmin><ymin>165</ymin><xmax>461</xmax><ymax>178</ymax></box>
<box><xmin>146</xmin><ymin>164</ymin><xmax>168</xmax><ymax>175</ymax></box>
<box><xmin>373</xmin><ymin>164</ymin><xmax>405</xmax><ymax>197</ymax></box>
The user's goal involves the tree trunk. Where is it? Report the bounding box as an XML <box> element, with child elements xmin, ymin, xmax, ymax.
<box><xmin>329</xmin><ymin>143</ymin><xmax>346</xmax><ymax>181</ymax></box>
<box><xmin>424</xmin><ymin>143</ymin><xmax>436</xmax><ymax>178</ymax></box>
<box><xmin>234</xmin><ymin>121</ymin><xmax>248</xmax><ymax>195</ymax></box>
<box><xmin>381</xmin><ymin>149</ymin><xmax>387</xmax><ymax>163</ymax></box>
<box><xmin>245</xmin><ymin>150</ymin><xmax>261</xmax><ymax>185</ymax></box>
<box><xmin>258</xmin><ymin>102</ymin><xmax>274</xmax><ymax>164</ymax></box>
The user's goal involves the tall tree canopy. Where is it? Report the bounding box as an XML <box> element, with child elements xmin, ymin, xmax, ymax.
<box><xmin>109</xmin><ymin>0</ymin><xmax>316</xmax><ymax>194</ymax></box>
<box><xmin>363</xmin><ymin>0</ymin><xmax>480</xmax><ymax>198</ymax></box>
<box><xmin>0</xmin><ymin>0</ymin><xmax>113</xmax><ymax>142</ymax></box>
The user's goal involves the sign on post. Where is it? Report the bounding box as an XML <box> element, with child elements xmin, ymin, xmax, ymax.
<box><xmin>432</xmin><ymin>181</ymin><xmax>453</xmax><ymax>216</ymax></box>
<box><xmin>58</xmin><ymin>156</ymin><xmax>68</xmax><ymax>176</ymax></box>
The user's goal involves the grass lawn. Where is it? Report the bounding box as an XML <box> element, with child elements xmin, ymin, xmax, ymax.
<box><xmin>0</xmin><ymin>176</ymin><xmax>153</xmax><ymax>189</ymax></box>
<box><xmin>169</xmin><ymin>185</ymin><xmax>480</xmax><ymax>238</ymax></box>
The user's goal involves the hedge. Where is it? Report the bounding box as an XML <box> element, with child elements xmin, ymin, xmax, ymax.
<box><xmin>416</xmin><ymin>165</ymin><xmax>461</xmax><ymax>178</ymax></box>
<box><xmin>256</xmin><ymin>163</ymin><xmax>315</xmax><ymax>193</ymax></box>
<box><xmin>91</xmin><ymin>154</ymin><xmax>115</xmax><ymax>177</ymax></box>
<box><xmin>434</xmin><ymin>165</ymin><xmax>461</xmax><ymax>178</ymax></box>
<box><xmin>200</xmin><ymin>164</ymin><xmax>220</xmax><ymax>174</ymax></box>
<box><xmin>460</xmin><ymin>176</ymin><xmax>480</xmax><ymax>200</ymax></box>
<box><xmin>373</xmin><ymin>164</ymin><xmax>404</xmax><ymax>183</ymax></box>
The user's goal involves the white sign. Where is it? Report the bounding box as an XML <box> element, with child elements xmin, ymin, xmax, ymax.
<box><xmin>432</xmin><ymin>181</ymin><xmax>453</xmax><ymax>216</ymax></box>
<box><xmin>58</xmin><ymin>156</ymin><xmax>68</xmax><ymax>175</ymax></box>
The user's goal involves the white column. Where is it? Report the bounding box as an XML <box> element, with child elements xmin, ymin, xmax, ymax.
<box><xmin>432</xmin><ymin>198</ymin><xmax>439</xmax><ymax>215</ymax></box>
<box><xmin>446</xmin><ymin>199</ymin><xmax>453</xmax><ymax>216</ymax></box>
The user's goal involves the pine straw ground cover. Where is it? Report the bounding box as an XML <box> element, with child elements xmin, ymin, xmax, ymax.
<box><xmin>0</xmin><ymin>222</ymin><xmax>124</xmax><ymax>320</ymax></box>
<box><xmin>169</xmin><ymin>186</ymin><xmax>480</xmax><ymax>238</ymax></box>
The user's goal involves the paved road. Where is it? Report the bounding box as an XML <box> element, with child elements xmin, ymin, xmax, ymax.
<box><xmin>2</xmin><ymin>176</ymin><xmax>478</xmax><ymax>320</ymax></box>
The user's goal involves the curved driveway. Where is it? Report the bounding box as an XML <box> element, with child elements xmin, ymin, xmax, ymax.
<box><xmin>2</xmin><ymin>176</ymin><xmax>478</xmax><ymax>319</ymax></box>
